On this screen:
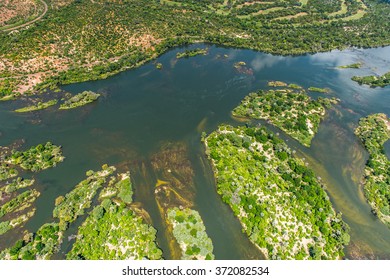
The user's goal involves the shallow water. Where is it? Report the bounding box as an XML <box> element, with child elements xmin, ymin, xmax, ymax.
<box><xmin>0</xmin><ymin>44</ymin><xmax>389</xmax><ymax>259</ymax></box>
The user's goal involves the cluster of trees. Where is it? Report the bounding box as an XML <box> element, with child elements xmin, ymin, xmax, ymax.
<box><xmin>68</xmin><ymin>170</ymin><xmax>162</xmax><ymax>260</ymax></box>
<box><xmin>204</xmin><ymin>124</ymin><xmax>350</xmax><ymax>259</ymax></box>
<box><xmin>0</xmin><ymin>189</ymin><xmax>39</xmax><ymax>219</ymax></box>
<box><xmin>176</xmin><ymin>48</ymin><xmax>208</xmax><ymax>58</ymax></box>
<box><xmin>15</xmin><ymin>99</ymin><xmax>58</xmax><ymax>113</ymax></box>
<box><xmin>59</xmin><ymin>91</ymin><xmax>100</xmax><ymax>110</ymax></box>
<box><xmin>1</xmin><ymin>165</ymin><xmax>163</xmax><ymax>260</ymax></box>
<box><xmin>352</xmin><ymin>71</ymin><xmax>390</xmax><ymax>88</ymax></box>
<box><xmin>53</xmin><ymin>165</ymin><xmax>116</xmax><ymax>230</ymax></box>
<box><xmin>0</xmin><ymin>223</ymin><xmax>61</xmax><ymax>260</ymax></box>
<box><xmin>232</xmin><ymin>85</ymin><xmax>337</xmax><ymax>146</ymax></box>
<box><xmin>6</xmin><ymin>142</ymin><xmax>64</xmax><ymax>172</ymax></box>
<box><xmin>167</xmin><ymin>207</ymin><xmax>214</xmax><ymax>260</ymax></box>
<box><xmin>68</xmin><ymin>201</ymin><xmax>162</xmax><ymax>260</ymax></box>
<box><xmin>355</xmin><ymin>113</ymin><xmax>390</xmax><ymax>227</ymax></box>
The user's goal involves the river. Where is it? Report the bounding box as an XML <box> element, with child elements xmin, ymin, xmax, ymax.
<box><xmin>0</xmin><ymin>44</ymin><xmax>389</xmax><ymax>259</ymax></box>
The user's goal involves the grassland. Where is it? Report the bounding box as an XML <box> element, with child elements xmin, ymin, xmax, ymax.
<box><xmin>0</xmin><ymin>0</ymin><xmax>390</xmax><ymax>98</ymax></box>
<box><xmin>204</xmin><ymin>124</ymin><xmax>350</xmax><ymax>259</ymax></box>
<box><xmin>355</xmin><ymin>113</ymin><xmax>390</xmax><ymax>227</ymax></box>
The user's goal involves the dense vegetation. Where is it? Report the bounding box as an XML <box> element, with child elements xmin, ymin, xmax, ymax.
<box><xmin>1</xmin><ymin>0</ymin><xmax>390</xmax><ymax>97</ymax></box>
<box><xmin>167</xmin><ymin>207</ymin><xmax>214</xmax><ymax>260</ymax></box>
<box><xmin>0</xmin><ymin>165</ymin><xmax>163</xmax><ymax>259</ymax></box>
<box><xmin>204</xmin><ymin>124</ymin><xmax>350</xmax><ymax>259</ymax></box>
<box><xmin>68</xmin><ymin>172</ymin><xmax>162</xmax><ymax>260</ymax></box>
<box><xmin>176</xmin><ymin>48</ymin><xmax>208</xmax><ymax>58</ymax></box>
<box><xmin>59</xmin><ymin>91</ymin><xmax>100</xmax><ymax>110</ymax></box>
<box><xmin>355</xmin><ymin>113</ymin><xmax>390</xmax><ymax>227</ymax></box>
<box><xmin>352</xmin><ymin>71</ymin><xmax>390</xmax><ymax>87</ymax></box>
<box><xmin>232</xmin><ymin>84</ymin><xmax>338</xmax><ymax>146</ymax></box>
<box><xmin>5</xmin><ymin>142</ymin><xmax>64</xmax><ymax>172</ymax></box>
<box><xmin>15</xmin><ymin>99</ymin><xmax>58</xmax><ymax>113</ymax></box>
<box><xmin>53</xmin><ymin>164</ymin><xmax>115</xmax><ymax>230</ymax></box>
<box><xmin>0</xmin><ymin>140</ymin><xmax>65</xmax><ymax>237</ymax></box>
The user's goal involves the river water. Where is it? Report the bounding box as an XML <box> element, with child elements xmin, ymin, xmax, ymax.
<box><xmin>0</xmin><ymin>44</ymin><xmax>389</xmax><ymax>259</ymax></box>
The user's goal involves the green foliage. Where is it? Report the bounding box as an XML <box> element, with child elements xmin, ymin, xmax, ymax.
<box><xmin>14</xmin><ymin>99</ymin><xmax>58</xmax><ymax>113</ymax></box>
<box><xmin>167</xmin><ymin>207</ymin><xmax>214</xmax><ymax>260</ymax></box>
<box><xmin>59</xmin><ymin>91</ymin><xmax>100</xmax><ymax>110</ymax></box>
<box><xmin>0</xmin><ymin>223</ymin><xmax>61</xmax><ymax>260</ymax></box>
<box><xmin>205</xmin><ymin>124</ymin><xmax>350</xmax><ymax>259</ymax></box>
<box><xmin>337</xmin><ymin>62</ymin><xmax>362</xmax><ymax>69</ymax></box>
<box><xmin>0</xmin><ymin>189</ymin><xmax>39</xmax><ymax>219</ymax></box>
<box><xmin>0</xmin><ymin>164</ymin><xmax>18</xmax><ymax>181</ymax></box>
<box><xmin>2</xmin><ymin>0</ymin><xmax>390</xmax><ymax>97</ymax></box>
<box><xmin>352</xmin><ymin>71</ymin><xmax>390</xmax><ymax>87</ymax></box>
<box><xmin>67</xmin><ymin>172</ymin><xmax>162</xmax><ymax>260</ymax></box>
<box><xmin>6</xmin><ymin>142</ymin><xmax>64</xmax><ymax>172</ymax></box>
<box><xmin>117</xmin><ymin>174</ymin><xmax>133</xmax><ymax>204</ymax></box>
<box><xmin>232</xmin><ymin>85</ymin><xmax>338</xmax><ymax>146</ymax></box>
<box><xmin>355</xmin><ymin>113</ymin><xmax>390</xmax><ymax>227</ymax></box>
<box><xmin>53</xmin><ymin>166</ymin><xmax>116</xmax><ymax>227</ymax></box>
<box><xmin>176</xmin><ymin>48</ymin><xmax>208</xmax><ymax>58</ymax></box>
<box><xmin>308</xmin><ymin>87</ymin><xmax>330</xmax><ymax>93</ymax></box>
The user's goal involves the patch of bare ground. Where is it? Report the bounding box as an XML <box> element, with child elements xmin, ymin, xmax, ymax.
<box><xmin>0</xmin><ymin>0</ymin><xmax>36</xmax><ymax>26</ymax></box>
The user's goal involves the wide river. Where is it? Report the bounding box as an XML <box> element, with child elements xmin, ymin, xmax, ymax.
<box><xmin>0</xmin><ymin>44</ymin><xmax>389</xmax><ymax>259</ymax></box>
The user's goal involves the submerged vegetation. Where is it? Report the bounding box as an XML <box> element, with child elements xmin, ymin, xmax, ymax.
<box><xmin>355</xmin><ymin>113</ymin><xmax>390</xmax><ymax>227</ymax></box>
<box><xmin>232</xmin><ymin>85</ymin><xmax>338</xmax><ymax>146</ymax></box>
<box><xmin>204</xmin><ymin>125</ymin><xmax>350</xmax><ymax>259</ymax></box>
<box><xmin>167</xmin><ymin>207</ymin><xmax>214</xmax><ymax>260</ymax></box>
<box><xmin>352</xmin><ymin>71</ymin><xmax>390</xmax><ymax>88</ymax></box>
<box><xmin>6</xmin><ymin>142</ymin><xmax>64</xmax><ymax>172</ymax></box>
<box><xmin>1</xmin><ymin>0</ymin><xmax>390</xmax><ymax>97</ymax></box>
<box><xmin>59</xmin><ymin>91</ymin><xmax>100</xmax><ymax>110</ymax></box>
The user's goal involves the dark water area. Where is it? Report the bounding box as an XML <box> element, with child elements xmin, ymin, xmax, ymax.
<box><xmin>0</xmin><ymin>44</ymin><xmax>389</xmax><ymax>259</ymax></box>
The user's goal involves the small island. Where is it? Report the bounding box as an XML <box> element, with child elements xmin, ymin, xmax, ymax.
<box><xmin>204</xmin><ymin>125</ymin><xmax>350</xmax><ymax>259</ymax></box>
<box><xmin>355</xmin><ymin>113</ymin><xmax>390</xmax><ymax>227</ymax></box>
<box><xmin>14</xmin><ymin>100</ymin><xmax>58</xmax><ymax>113</ymax></box>
<box><xmin>337</xmin><ymin>63</ymin><xmax>362</xmax><ymax>69</ymax></box>
<box><xmin>5</xmin><ymin>142</ymin><xmax>64</xmax><ymax>172</ymax></box>
<box><xmin>352</xmin><ymin>71</ymin><xmax>390</xmax><ymax>87</ymax></box>
<box><xmin>308</xmin><ymin>87</ymin><xmax>331</xmax><ymax>94</ymax></box>
<box><xmin>167</xmin><ymin>207</ymin><xmax>214</xmax><ymax>260</ymax></box>
<box><xmin>59</xmin><ymin>91</ymin><xmax>100</xmax><ymax>110</ymax></box>
<box><xmin>232</xmin><ymin>85</ymin><xmax>338</xmax><ymax>147</ymax></box>
<box><xmin>176</xmin><ymin>48</ymin><xmax>208</xmax><ymax>59</ymax></box>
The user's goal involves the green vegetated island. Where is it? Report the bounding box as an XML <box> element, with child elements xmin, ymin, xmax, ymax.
<box><xmin>1</xmin><ymin>0</ymin><xmax>390</xmax><ymax>98</ymax></box>
<box><xmin>232</xmin><ymin>82</ymin><xmax>339</xmax><ymax>147</ymax></box>
<box><xmin>0</xmin><ymin>141</ymin><xmax>64</xmax><ymax>236</ymax></box>
<box><xmin>14</xmin><ymin>91</ymin><xmax>100</xmax><ymax>113</ymax></box>
<box><xmin>352</xmin><ymin>71</ymin><xmax>390</xmax><ymax>88</ymax></box>
<box><xmin>0</xmin><ymin>165</ymin><xmax>163</xmax><ymax>260</ymax></box>
<box><xmin>176</xmin><ymin>48</ymin><xmax>208</xmax><ymax>59</ymax></box>
<box><xmin>204</xmin><ymin>124</ymin><xmax>350</xmax><ymax>259</ymax></box>
<box><xmin>355</xmin><ymin>113</ymin><xmax>390</xmax><ymax>227</ymax></box>
<box><xmin>167</xmin><ymin>207</ymin><xmax>214</xmax><ymax>260</ymax></box>
<box><xmin>337</xmin><ymin>62</ymin><xmax>362</xmax><ymax>69</ymax></box>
